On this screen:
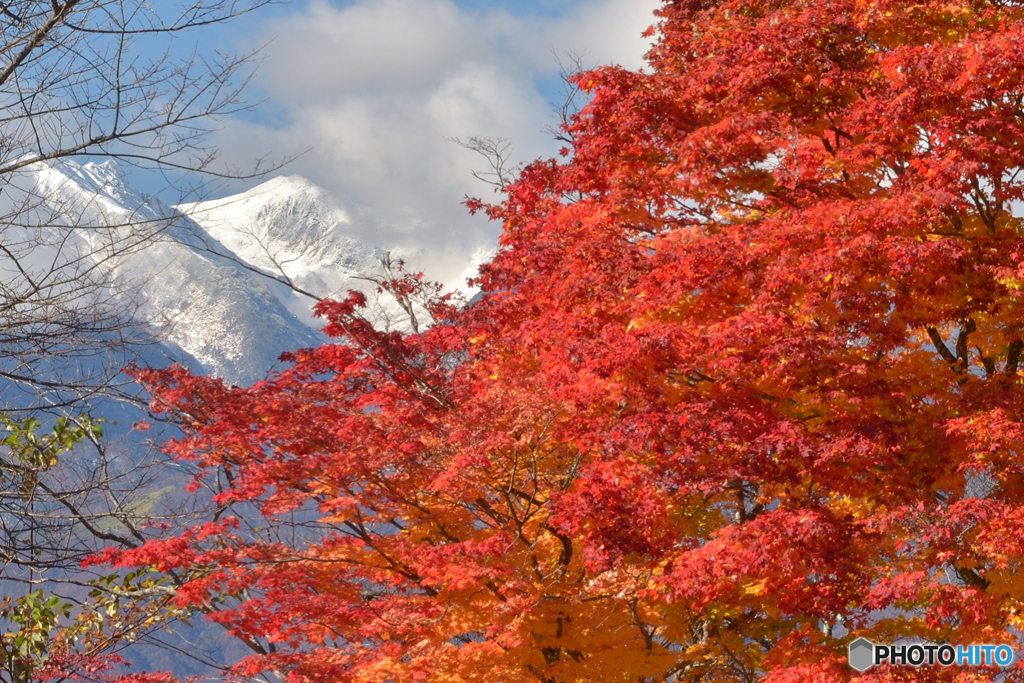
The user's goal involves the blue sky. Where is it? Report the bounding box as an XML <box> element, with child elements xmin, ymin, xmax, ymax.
<box><xmin>237</xmin><ymin>0</ymin><xmax>606</xmax><ymax>21</ymax></box>
<box><xmin>168</xmin><ymin>0</ymin><xmax>662</xmax><ymax>283</ymax></box>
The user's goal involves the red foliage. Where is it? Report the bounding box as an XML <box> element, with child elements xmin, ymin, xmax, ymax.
<box><xmin>96</xmin><ymin>0</ymin><xmax>1024</xmax><ymax>680</ymax></box>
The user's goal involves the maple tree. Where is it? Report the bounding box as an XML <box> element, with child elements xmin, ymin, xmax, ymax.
<box><xmin>91</xmin><ymin>0</ymin><xmax>1024</xmax><ymax>680</ymax></box>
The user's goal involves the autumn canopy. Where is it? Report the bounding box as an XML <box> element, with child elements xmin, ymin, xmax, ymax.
<box><xmin>98</xmin><ymin>0</ymin><xmax>1024</xmax><ymax>680</ymax></box>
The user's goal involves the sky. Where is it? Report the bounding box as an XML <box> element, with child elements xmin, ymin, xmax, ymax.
<box><xmin>191</xmin><ymin>0</ymin><xmax>662</xmax><ymax>284</ymax></box>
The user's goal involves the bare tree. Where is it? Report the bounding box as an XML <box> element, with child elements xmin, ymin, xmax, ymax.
<box><xmin>0</xmin><ymin>0</ymin><xmax>276</xmax><ymax>412</ymax></box>
<box><xmin>0</xmin><ymin>3</ymin><xmax>305</xmax><ymax>680</ymax></box>
<box><xmin>0</xmin><ymin>1</ymin><xmax>271</xmax><ymax>178</ymax></box>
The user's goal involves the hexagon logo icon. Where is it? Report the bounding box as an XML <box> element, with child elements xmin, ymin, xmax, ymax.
<box><xmin>849</xmin><ymin>637</ymin><xmax>875</xmax><ymax>672</ymax></box>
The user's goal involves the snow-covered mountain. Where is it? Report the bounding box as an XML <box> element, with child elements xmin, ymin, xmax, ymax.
<box><xmin>21</xmin><ymin>159</ymin><xmax>384</xmax><ymax>387</ymax></box>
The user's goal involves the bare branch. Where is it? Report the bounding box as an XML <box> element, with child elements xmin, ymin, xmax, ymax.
<box><xmin>449</xmin><ymin>135</ymin><xmax>518</xmax><ymax>191</ymax></box>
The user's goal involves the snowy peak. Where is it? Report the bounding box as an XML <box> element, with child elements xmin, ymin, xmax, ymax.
<box><xmin>177</xmin><ymin>175</ymin><xmax>348</xmax><ymax>256</ymax></box>
<box><xmin>33</xmin><ymin>159</ymin><xmax>169</xmax><ymax>227</ymax></box>
<box><xmin>177</xmin><ymin>175</ymin><xmax>382</xmax><ymax>303</ymax></box>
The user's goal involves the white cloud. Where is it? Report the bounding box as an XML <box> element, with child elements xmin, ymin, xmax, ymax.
<box><xmin>214</xmin><ymin>0</ymin><xmax>660</xmax><ymax>284</ymax></box>
<box><xmin>534</xmin><ymin>0</ymin><xmax>660</xmax><ymax>71</ymax></box>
